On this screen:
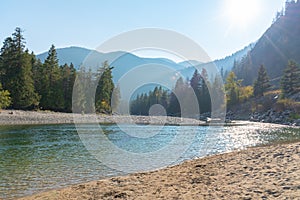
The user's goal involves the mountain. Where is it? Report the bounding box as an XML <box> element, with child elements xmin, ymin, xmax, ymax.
<box><xmin>37</xmin><ymin>46</ymin><xmax>94</xmax><ymax>68</ymax></box>
<box><xmin>37</xmin><ymin>47</ymin><xmax>186</xmax><ymax>83</ymax></box>
<box><xmin>178</xmin><ymin>43</ymin><xmax>254</xmax><ymax>80</ymax></box>
<box><xmin>210</xmin><ymin>43</ymin><xmax>255</xmax><ymax>73</ymax></box>
<box><xmin>178</xmin><ymin>60</ymin><xmax>204</xmax><ymax>68</ymax></box>
<box><xmin>36</xmin><ymin>41</ymin><xmax>253</xmax><ymax>92</ymax></box>
<box><xmin>233</xmin><ymin>0</ymin><xmax>300</xmax><ymax>85</ymax></box>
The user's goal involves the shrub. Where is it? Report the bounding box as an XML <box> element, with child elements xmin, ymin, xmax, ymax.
<box><xmin>275</xmin><ymin>98</ymin><xmax>300</xmax><ymax>112</ymax></box>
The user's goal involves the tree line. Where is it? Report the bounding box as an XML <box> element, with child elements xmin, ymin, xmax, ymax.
<box><xmin>130</xmin><ymin>68</ymin><xmax>215</xmax><ymax>117</ymax></box>
<box><xmin>130</xmin><ymin>60</ymin><xmax>300</xmax><ymax>116</ymax></box>
<box><xmin>0</xmin><ymin>28</ymin><xmax>117</xmax><ymax>113</ymax></box>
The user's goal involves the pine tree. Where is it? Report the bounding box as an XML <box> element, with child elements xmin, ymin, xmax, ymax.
<box><xmin>61</xmin><ymin>63</ymin><xmax>76</xmax><ymax>112</ymax></box>
<box><xmin>253</xmin><ymin>65</ymin><xmax>270</xmax><ymax>97</ymax></box>
<box><xmin>32</xmin><ymin>57</ymin><xmax>43</xmax><ymax>100</ymax></box>
<box><xmin>111</xmin><ymin>84</ymin><xmax>121</xmax><ymax>113</ymax></box>
<box><xmin>200</xmin><ymin>68</ymin><xmax>211</xmax><ymax>113</ymax></box>
<box><xmin>281</xmin><ymin>60</ymin><xmax>300</xmax><ymax>96</ymax></box>
<box><xmin>190</xmin><ymin>69</ymin><xmax>202</xmax><ymax>112</ymax></box>
<box><xmin>190</xmin><ymin>70</ymin><xmax>201</xmax><ymax>93</ymax></box>
<box><xmin>0</xmin><ymin>28</ymin><xmax>39</xmax><ymax>109</ymax></box>
<box><xmin>95</xmin><ymin>61</ymin><xmax>114</xmax><ymax>113</ymax></box>
<box><xmin>39</xmin><ymin>45</ymin><xmax>64</xmax><ymax>111</ymax></box>
<box><xmin>72</xmin><ymin>67</ymin><xmax>87</xmax><ymax>113</ymax></box>
<box><xmin>167</xmin><ymin>77</ymin><xmax>185</xmax><ymax>116</ymax></box>
<box><xmin>212</xmin><ymin>74</ymin><xmax>225</xmax><ymax>111</ymax></box>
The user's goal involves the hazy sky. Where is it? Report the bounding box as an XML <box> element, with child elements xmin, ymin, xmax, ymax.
<box><xmin>0</xmin><ymin>0</ymin><xmax>286</xmax><ymax>61</ymax></box>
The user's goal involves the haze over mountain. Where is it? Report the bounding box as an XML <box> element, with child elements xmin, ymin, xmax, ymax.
<box><xmin>37</xmin><ymin>47</ymin><xmax>186</xmax><ymax>83</ymax></box>
<box><xmin>37</xmin><ymin>43</ymin><xmax>253</xmax><ymax>83</ymax></box>
<box><xmin>179</xmin><ymin>43</ymin><xmax>254</xmax><ymax>79</ymax></box>
<box><xmin>234</xmin><ymin>0</ymin><xmax>300</xmax><ymax>85</ymax></box>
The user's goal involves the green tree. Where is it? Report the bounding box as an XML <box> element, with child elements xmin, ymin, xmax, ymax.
<box><xmin>95</xmin><ymin>61</ymin><xmax>114</xmax><ymax>113</ymax></box>
<box><xmin>61</xmin><ymin>63</ymin><xmax>76</xmax><ymax>112</ymax></box>
<box><xmin>253</xmin><ymin>65</ymin><xmax>270</xmax><ymax>97</ymax></box>
<box><xmin>190</xmin><ymin>69</ymin><xmax>212</xmax><ymax>113</ymax></box>
<box><xmin>0</xmin><ymin>83</ymin><xmax>11</xmax><ymax>109</ymax></box>
<box><xmin>199</xmin><ymin>68</ymin><xmax>211</xmax><ymax>113</ymax></box>
<box><xmin>212</xmin><ymin>74</ymin><xmax>225</xmax><ymax>111</ymax></box>
<box><xmin>0</xmin><ymin>27</ymin><xmax>39</xmax><ymax>109</ymax></box>
<box><xmin>167</xmin><ymin>77</ymin><xmax>185</xmax><ymax>116</ymax></box>
<box><xmin>281</xmin><ymin>60</ymin><xmax>300</xmax><ymax>96</ymax></box>
<box><xmin>72</xmin><ymin>67</ymin><xmax>87</xmax><ymax>113</ymax></box>
<box><xmin>111</xmin><ymin>84</ymin><xmax>121</xmax><ymax>113</ymax></box>
<box><xmin>239</xmin><ymin>86</ymin><xmax>253</xmax><ymax>102</ymax></box>
<box><xmin>37</xmin><ymin>45</ymin><xmax>64</xmax><ymax>110</ymax></box>
<box><xmin>190</xmin><ymin>70</ymin><xmax>201</xmax><ymax>93</ymax></box>
<box><xmin>225</xmin><ymin>71</ymin><xmax>242</xmax><ymax>106</ymax></box>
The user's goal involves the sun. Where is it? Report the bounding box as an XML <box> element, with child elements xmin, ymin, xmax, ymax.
<box><xmin>224</xmin><ymin>0</ymin><xmax>261</xmax><ymax>28</ymax></box>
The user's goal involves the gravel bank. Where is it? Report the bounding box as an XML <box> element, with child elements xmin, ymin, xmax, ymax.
<box><xmin>0</xmin><ymin>110</ymin><xmax>206</xmax><ymax>126</ymax></box>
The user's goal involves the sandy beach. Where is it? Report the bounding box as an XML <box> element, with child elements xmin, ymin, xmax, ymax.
<box><xmin>17</xmin><ymin>141</ymin><xmax>300</xmax><ymax>199</ymax></box>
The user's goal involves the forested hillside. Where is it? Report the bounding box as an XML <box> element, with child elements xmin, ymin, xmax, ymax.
<box><xmin>234</xmin><ymin>0</ymin><xmax>300</xmax><ymax>85</ymax></box>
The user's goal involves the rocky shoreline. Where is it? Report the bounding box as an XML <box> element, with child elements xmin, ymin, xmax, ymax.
<box><xmin>0</xmin><ymin>109</ymin><xmax>298</xmax><ymax>127</ymax></box>
<box><xmin>249</xmin><ymin>109</ymin><xmax>300</xmax><ymax>126</ymax></box>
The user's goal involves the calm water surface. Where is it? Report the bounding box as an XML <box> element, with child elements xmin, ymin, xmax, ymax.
<box><xmin>0</xmin><ymin>123</ymin><xmax>299</xmax><ymax>199</ymax></box>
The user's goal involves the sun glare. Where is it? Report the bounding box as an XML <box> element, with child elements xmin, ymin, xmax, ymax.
<box><xmin>224</xmin><ymin>0</ymin><xmax>261</xmax><ymax>28</ymax></box>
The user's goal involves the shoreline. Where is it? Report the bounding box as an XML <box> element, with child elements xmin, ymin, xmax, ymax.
<box><xmin>0</xmin><ymin>109</ymin><xmax>251</xmax><ymax>126</ymax></box>
<box><xmin>0</xmin><ymin>109</ymin><xmax>296</xmax><ymax>128</ymax></box>
<box><xmin>18</xmin><ymin>141</ymin><xmax>300</xmax><ymax>199</ymax></box>
<box><xmin>0</xmin><ymin>109</ymin><xmax>204</xmax><ymax>126</ymax></box>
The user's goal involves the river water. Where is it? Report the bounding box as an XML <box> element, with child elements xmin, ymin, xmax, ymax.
<box><xmin>0</xmin><ymin>123</ymin><xmax>299</xmax><ymax>199</ymax></box>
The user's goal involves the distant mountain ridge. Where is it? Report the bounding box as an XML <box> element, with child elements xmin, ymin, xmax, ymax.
<box><xmin>177</xmin><ymin>43</ymin><xmax>254</xmax><ymax>80</ymax></box>
<box><xmin>36</xmin><ymin>43</ymin><xmax>253</xmax><ymax>82</ymax></box>
<box><xmin>37</xmin><ymin>47</ymin><xmax>186</xmax><ymax>83</ymax></box>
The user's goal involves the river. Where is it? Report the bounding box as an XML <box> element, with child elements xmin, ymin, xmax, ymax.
<box><xmin>0</xmin><ymin>123</ymin><xmax>299</xmax><ymax>199</ymax></box>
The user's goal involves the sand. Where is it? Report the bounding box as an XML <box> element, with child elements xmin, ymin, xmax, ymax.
<box><xmin>18</xmin><ymin>141</ymin><xmax>300</xmax><ymax>199</ymax></box>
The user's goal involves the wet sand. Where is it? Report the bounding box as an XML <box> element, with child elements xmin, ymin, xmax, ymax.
<box><xmin>19</xmin><ymin>141</ymin><xmax>300</xmax><ymax>199</ymax></box>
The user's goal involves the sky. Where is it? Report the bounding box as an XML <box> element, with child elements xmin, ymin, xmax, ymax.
<box><xmin>0</xmin><ymin>0</ymin><xmax>286</xmax><ymax>61</ymax></box>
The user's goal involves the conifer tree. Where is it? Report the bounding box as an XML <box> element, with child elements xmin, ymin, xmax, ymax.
<box><xmin>72</xmin><ymin>67</ymin><xmax>87</xmax><ymax>113</ymax></box>
<box><xmin>111</xmin><ymin>84</ymin><xmax>121</xmax><ymax>113</ymax></box>
<box><xmin>253</xmin><ymin>65</ymin><xmax>270</xmax><ymax>97</ymax></box>
<box><xmin>0</xmin><ymin>27</ymin><xmax>39</xmax><ymax>109</ymax></box>
<box><xmin>95</xmin><ymin>61</ymin><xmax>114</xmax><ymax>113</ymax></box>
<box><xmin>212</xmin><ymin>74</ymin><xmax>225</xmax><ymax>111</ymax></box>
<box><xmin>39</xmin><ymin>45</ymin><xmax>64</xmax><ymax>110</ymax></box>
<box><xmin>200</xmin><ymin>68</ymin><xmax>211</xmax><ymax>113</ymax></box>
<box><xmin>61</xmin><ymin>63</ymin><xmax>76</xmax><ymax>112</ymax></box>
<box><xmin>281</xmin><ymin>60</ymin><xmax>300</xmax><ymax>96</ymax></box>
<box><xmin>167</xmin><ymin>77</ymin><xmax>185</xmax><ymax>116</ymax></box>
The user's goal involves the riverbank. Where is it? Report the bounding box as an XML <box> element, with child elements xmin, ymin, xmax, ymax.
<box><xmin>0</xmin><ymin>109</ymin><xmax>207</xmax><ymax>126</ymax></box>
<box><xmin>1</xmin><ymin>109</ymin><xmax>297</xmax><ymax>127</ymax></box>
<box><xmin>18</xmin><ymin>141</ymin><xmax>300</xmax><ymax>199</ymax></box>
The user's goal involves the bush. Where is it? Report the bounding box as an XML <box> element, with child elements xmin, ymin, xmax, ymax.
<box><xmin>0</xmin><ymin>84</ymin><xmax>11</xmax><ymax>109</ymax></box>
<box><xmin>239</xmin><ymin>86</ymin><xmax>253</xmax><ymax>102</ymax></box>
<box><xmin>275</xmin><ymin>98</ymin><xmax>300</xmax><ymax>112</ymax></box>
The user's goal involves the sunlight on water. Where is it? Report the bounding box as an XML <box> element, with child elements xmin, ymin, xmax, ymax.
<box><xmin>0</xmin><ymin>123</ymin><xmax>299</xmax><ymax>199</ymax></box>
